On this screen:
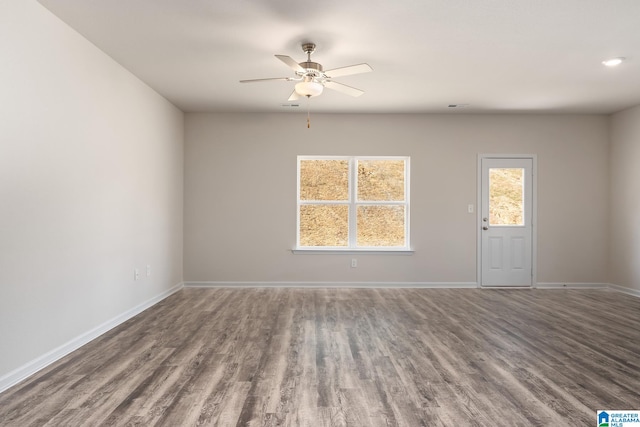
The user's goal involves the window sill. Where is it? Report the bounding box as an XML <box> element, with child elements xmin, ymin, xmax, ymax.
<box><xmin>292</xmin><ymin>249</ymin><xmax>414</xmax><ymax>255</ymax></box>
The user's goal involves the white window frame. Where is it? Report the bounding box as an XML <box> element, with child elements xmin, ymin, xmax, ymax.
<box><xmin>294</xmin><ymin>155</ymin><xmax>412</xmax><ymax>253</ymax></box>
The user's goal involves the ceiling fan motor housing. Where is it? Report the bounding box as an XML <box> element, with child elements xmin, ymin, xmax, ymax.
<box><xmin>298</xmin><ymin>61</ymin><xmax>323</xmax><ymax>77</ymax></box>
<box><xmin>298</xmin><ymin>42</ymin><xmax>324</xmax><ymax>78</ymax></box>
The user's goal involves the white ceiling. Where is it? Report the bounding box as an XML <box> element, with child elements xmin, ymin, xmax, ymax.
<box><xmin>39</xmin><ymin>0</ymin><xmax>640</xmax><ymax>114</ymax></box>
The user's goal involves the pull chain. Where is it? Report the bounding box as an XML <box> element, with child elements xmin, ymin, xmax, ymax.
<box><xmin>306</xmin><ymin>95</ymin><xmax>311</xmax><ymax>128</ymax></box>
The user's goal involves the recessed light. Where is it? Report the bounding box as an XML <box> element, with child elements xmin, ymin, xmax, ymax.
<box><xmin>602</xmin><ymin>57</ymin><xmax>625</xmax><ymax>67</ymax></box>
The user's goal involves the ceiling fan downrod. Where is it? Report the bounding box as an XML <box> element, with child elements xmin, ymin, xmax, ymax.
<box><xmin>302</xmin><ymin>43</ymin><xmax>315</xmax><ymax>59</ymax></box>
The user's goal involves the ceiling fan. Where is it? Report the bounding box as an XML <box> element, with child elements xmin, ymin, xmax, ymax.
<box><xmin>240</xmin><ymin>42</ymin><xmax>373</xmax><ymax>101</ymax></box>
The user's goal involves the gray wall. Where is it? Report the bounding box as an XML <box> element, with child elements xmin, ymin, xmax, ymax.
<box><xmin>184</xmin><ymin>113</ymin><xmax>609</xmax><ymax>285</ymax></box>
<box><xmin>0</xmin><ymin>1</ymin><xmax>184</xmax><ymax>381</ymax></box>
<box><xmin>610</xmin><ymin>105</ymin><xmax>640</xmax><ymax>292</ymax></box>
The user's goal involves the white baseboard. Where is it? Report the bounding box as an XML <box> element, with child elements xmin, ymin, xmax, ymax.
<box><xmin>534</xmin><ymin>282</ymin><xmax>609</xmax><ymax>290</ymax></box>
<box><xmin>0</xmin><ymin>282</ymin><xmax>184</xmax><ymax>394</ymax></box>
<box><xmin>184</xmin><ymin>281</ymin><xmax>479</xmax><ymax>289</ymax></box>
<box><xmin>608</xmin><ymin>283</ymin><xmax>640</xmax><ymax>297</ymax></box>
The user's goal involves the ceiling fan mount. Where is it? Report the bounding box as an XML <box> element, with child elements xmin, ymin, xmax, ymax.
<box><xmin>240</xmin><ymin>42</ymin><xmax>372</xmax><ymax>101</ymax></box>
<box><xmin>301</xmin><ymin>42</ymin><xmax>316</xmax><ymax>55</ymax></box>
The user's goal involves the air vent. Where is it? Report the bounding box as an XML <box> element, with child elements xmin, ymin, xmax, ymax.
<box><xmin>448</xmin><ymin>104</ymin><xmax>469</xmax><ymax>108</ymax></box>
<box><xmin>281</xmin><ymin>103</ymin><xmax>300</xmax><ymax>108</ymax></box>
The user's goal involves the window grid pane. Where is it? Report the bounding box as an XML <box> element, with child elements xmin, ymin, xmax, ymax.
<box><xmin>299</xmin><ymin>159</ymin><xmax>349</xmax><ymax>201</ymax></box>
<box><xmin>299</xmin><ymin>204</ymin><xmax>349</xmax><ymax>247</ymax></box>
<box><xmin>356</xmin><ymin>205</ymin><xmax>405</xmax><ymax>247</ymax></box>
<box><xmin>357</xmin><ymin>159</ymin><xmax>405</xmax><ymax>201</ymax></box>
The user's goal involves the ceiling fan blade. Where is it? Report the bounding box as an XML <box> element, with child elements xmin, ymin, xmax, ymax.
<box><xmin>324</xmin><ymin>63</ymin><xmax>373</xmax><ymax>78</ymax></box>
<box><xmin>239</xmin><ymin>77</ymin><xmax>293</xmax><ymax>83</ymax></box>
<box><xmin>324</xmin><ymin>81</ymin><xmax>365</xmax><ymax>97</ymax></box>
<box><xmin>275</xmin><ymin>55</ymin><xmax>306</xmax><ymax>73</ymax></box>
<box><xmin>288</xmin><ymin>90</ymin><xmax>302</xmax><ymax>101</ymax></box>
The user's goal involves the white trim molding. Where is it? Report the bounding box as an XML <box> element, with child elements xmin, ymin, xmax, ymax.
<box><xmin>184</xmin><ymin>281</ymin><xmax>478</xmax><ymax>289</ymax></box>
<box><xmin>535</xmin><ymin>282</ymin><xmax>608</xmax><ymax>290</ymax></box>
<box><xmin>291</xmin><ymin>249</ymin><xmax>414</xmax><ymax>255</ymax></box>
<box><xmin>0</xmin><ymin>282</ymin><xmax>184</xmax><ymax>394</ymax></box>
<box><xmin>608</xmin><ymin>283</ymin><xmax>640</xmax><ymax>297</ymax></box>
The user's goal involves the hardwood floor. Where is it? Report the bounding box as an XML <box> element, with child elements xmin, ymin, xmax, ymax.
<box><xmin>1</xmin><ymin>288</ymin><xmax>639</xmax><ymax>426</ymax></box>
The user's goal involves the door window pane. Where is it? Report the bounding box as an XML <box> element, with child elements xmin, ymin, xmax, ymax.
<box><xmin>357</xmin><ymin>205</ymin><xmax>405</xmax><ymax>246</ymax></box>
<box><xmin>489</xmin><ymin>168</ymin><xmax>524</xmax><ymax>226</ymax></box>
<box><xmin>299</xmin><ymin>205</ymin><xmax>348</xmax><ymax>246</ymax></box>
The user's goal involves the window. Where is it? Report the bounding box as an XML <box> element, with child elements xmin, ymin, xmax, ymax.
<box><xmin>297</xmin><ymin>156</ymin><xmax>410</xmax><ymax>251</ymax></box>
<box><xmin>489</xmin><ymin>167</ymin><xmax>525</xmax><ymax>226</ymax></box>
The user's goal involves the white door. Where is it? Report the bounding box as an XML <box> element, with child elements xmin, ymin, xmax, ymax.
<box><xmin>480</xmin><ymin>157</ymin><xmax>533</xmax><ymax>287</ymax></box>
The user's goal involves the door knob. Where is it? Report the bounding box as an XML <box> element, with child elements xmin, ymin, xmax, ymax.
<box><xmin>482</xmin><ymin>226</ymin><xmax>489</xmax><ymax>230</ymax></box>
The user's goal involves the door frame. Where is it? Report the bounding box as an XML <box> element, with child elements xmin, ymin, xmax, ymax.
<box><xmin>476</xmin><ymin>154</ymin><xmax>538</xmax><ymax>288</ymax></box>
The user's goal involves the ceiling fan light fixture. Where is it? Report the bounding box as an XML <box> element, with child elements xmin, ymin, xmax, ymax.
<box><xmin>295</xmin><ymin>81</ymin><xmax>324</xmax><ymax>97</ymax></box>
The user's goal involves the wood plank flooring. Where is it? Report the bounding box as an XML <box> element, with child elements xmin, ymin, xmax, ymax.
<box><xmin>1</xmin><ymin>288</ymin><xmax>639</xmax><ymax>426</ymax></box>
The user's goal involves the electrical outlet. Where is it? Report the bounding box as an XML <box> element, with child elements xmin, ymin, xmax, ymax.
<box><xmin>351</xmin><ymin>259</ymin><xmax>357</xmax><ymax>268</ymax></box>
<box><xmin>146</xmin><ymin>265</ymin><xmax>151</xmax><ymax>277</ymax></box>
<box><xmin>134</xmin><ymin>268</ymin><xmax>140</xmax><ymax>281</ymax></box>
